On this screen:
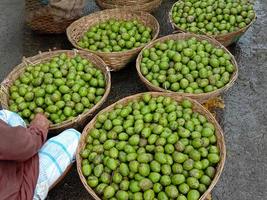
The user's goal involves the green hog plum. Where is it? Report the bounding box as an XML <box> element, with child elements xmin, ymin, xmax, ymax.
<box><xmin>78</xmin><ymin>19</ymin><xmax>153</xmax><ymax>52</ymax></box>
<box><xmin>9</xmin><ymin>53</ymin><xmax>106</xmax><ymax>125</ymax></box>
<box><xmin>140</xmin><ymin>37</ymin><xmax>236</xmax><ymax>95</ymax></box>
<box><xmin>171</xmin><ymin>0</ymin><xmax>256</xmax><ymax>35</ymax></box>
<box><xmin>80</xmin><ymin>93</ymin><xmax>221</xmax><ymax>199</ymax></box>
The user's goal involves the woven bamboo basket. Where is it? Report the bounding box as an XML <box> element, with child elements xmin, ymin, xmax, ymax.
<box><xmin>99</xmin><ymin>0</ymin><xmax>152</xmax><ymax>5</ymax></box>
<box><xmin>25</xmin><ymin>0</ymin><xmax>84</xmax><ymax>34</ymax></box>
<box><xmin>77</xmin><ymin>92</ymin><xmax>225</xmax><ymax>200</ymax></box>
<box><xmin>95</xmin><ymin>0</ymin><xmax>162</xmax><ymax>13</ymax></box>
<box><xmin>169</xmin><ymin>1</ymin><xmax>257</xmax><ymax>47</ymax></box>
<box><xmin>136</xmin><ymin>33</ymin><xmax>239</xmax><ymax>103</ymax></box>
<box><xmin>67</xmin><ymin>9</ymin><xmax>160</xmax><ymax>71</ymax></box>
<box><xmin>0</xmin><ymin>50</ymin><xmax>111</xmax><ymax>133</ymax></box>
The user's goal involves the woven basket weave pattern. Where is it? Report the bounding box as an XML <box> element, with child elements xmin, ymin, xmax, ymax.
<box><xmin>96</xmin><ymin>0</ymin><xmax>162</xmax><ymax>13</ymax></box>
<box><xmin>77</xmin><ymin>92</ymin><xmax>226</xmax><ymax>200</ymax></box>
<box><xmin>25</xmin><ymin>0</ymin><xmax>83</xmax><ymax>34</ymax></box>
<box><xmin>101</xmin><ymin>0</ymin><xmax>152</xmax><ymax>5</ymax></box>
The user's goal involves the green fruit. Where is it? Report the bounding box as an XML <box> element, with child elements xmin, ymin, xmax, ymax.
<box><xmin>87</xmin><ymin>176</ymin><xmax>98</xmax><ymax>188</ymax></box>
<box><xmin>120</xmin><ymin>163</ymin><xmax>130</xmax><ymax>176</ymax></box>
<box><xmin>187</xmin><ymin>190</ymin><xmax>200</xmax><ymax>200</ymax></box>
<box><xmin>139</xmin><ymin>178</ymin><xmax>153</xmax><ymax>191</ymax></box>
<box><xmin>116</xmin><ymin>190</ymin><xmax>129</xmax><ymax>200</ymax></box>
<box><xmin>78</xmin><ymin>94</ymin><xmax>220</xmax><ymax>198</ymax></box>
<box><xmin>160</xmin><ymin>175</ymin><xmax>171</xmax><ymax>186</ymax></box>
<box><xmin>133</xmin><ymin>192</ymin><xmax>143</xmax><ymax>200</ymax></box>
<box><xmin>172</xmin><ymin>174</ymin><xmax>185</xmax><ymax>185</ymax></box>
<box><xmin>24</xmin><ymin>92</ymin><xmax>34</xmax><ymax>102</ymax></box>
<box><xmin>78</xmin><ymin>19</ymin><xmax>152</xmax><ymax>53</ymax></box>
<box><xmin>129</xmin><ymin>134</ymin><xmax>140</xmax><ymax>146</ymax></box>
<box><xmin>161</xmin><ymin>164</ymin><xmax>171</xmax><ymax>175</ymax></box>
<box><xmin>150</xmin><ymin>160</ymin><xmax>161</xmax><ymax>172</ymax></box>
<box><xmin>82</xmin><ymin>165</ymin><xmax>92</xmax><ymax>176</ymax></box>
<box><xmin>120</xmin><ymin>180</ymin><xmax>130</xmax><ymax>190</ymax></box>
<box><xmin>94</xmin><ymin>164</ymin><xmax>104</xmax><ymax>177</ymax></box>
<box><xmin>47</xmin><ymin>105</ymin><xmax>58</xmax><ymax>113</ymax></box>
<box><xmin>59</xmin><ymin>85</ymin><xmax>70</xmax><ymax>94</ymax></box>
<box><xmin>140</xmin><ymin>37</ymin><xmax>236</xmax><ymax>95</ymax></box>
<box><xmin>9</xmin><ymin>54</ymin><xmax>106</xmax><ymax>125</ymax></box>
<box><xmin>158</xmin><ymin>192</ymin><xmax>168</xmax><ymax>200</ymax></box>
<box><xmin>22</xmin><ymin>109</ymin><xmax>31</xmax><ymax>118</ymax></box>
<box><xmin>112</xmin><ymin>171</ymin><xmax>122</xmax><ymax>183</ymax></box>
<box><xmin>129</xmin><ymin>181</ymin><xmax>141</xmax><ymax>193</ymax></box>
<box><xmin>187</xmin><ymin>177</ymin><xmax>199</xmax><ymax>189</ymax></box>
<box><xmin>208</xmin><ymin>153</ymin><xmax>220</xmax><ymax>164</ymax></box>
<box><xmin>200</xmin><ymin>175</ymin><xmax>211</xmax><ymax>186</ymax></box>
<box><xmin>139</xmin><ymin>163</ymin><xmax>150</xmax><ymax>177</ymax></box>
<box><xmin>177</xmin><ymin>194</ymin><xmax>187</xmax><ymax>200</ymax></box>
<box><xmin>80</xmin><ymin>149</ymin><xmax>90</xmax><ymax>158</ymax></box>
<box><xmin>63</xmin><ymin>107</ymin><xmax>73</xmax><ymax>117</ymax></box>
<box><xmin>165</xmin><ymin>185</ymin><xmax>179</xmax><ymax>198</ymax></box>
<box><xmin>171</xmin><ymin>0</ymin><xmax>255</xmax><ymax>35</ymax></box>
<box><xmin>144</xmin><ymin>189</ymin><xmax>155</xmax><ymax>200</ymax></box>
<box><xmin>106</xmin><ymin>158</ymin><xmax>118</xmax><ymax>170</ymax></box>
<box><xmin>149</xmin><ymin>172</ymin><xmax>161</xmax><ymax>183</ymax></box>
<box><xmin>155</xmin><ymin>153</ymin><xmax>167</xmax><ymax>164</ymax></box>
<box><xmin>35</xmin><ymin>88</ymin><xmax>46</xmax><ymax>97</ymax></box>
<box><xmin>103</xmin><ymin>186</ymin><xmax>115</xmax><ymax>198</ymax></box>
<box><xmin>173</xmin><ymin>152</ymin><xmax>187</xmax><ymax>163</ymax></box>
<box><xmin>206</xmin><ymin>166</ymin><xmax>216</xmax><ymax>178</ymax></box>
<box><xmin>100</xmin><ymin>172</ymin><xmax>111</xmax><ymax>184</ymax></box>
<box><xmin>137</xmin><ymin>153</ymin><xmax>152</xmax><ymax>163</ymax></box>
<box><xmin>179</xmin><ymin>183</ymin><xmax>190</xmax><ymax>194</ymax></box>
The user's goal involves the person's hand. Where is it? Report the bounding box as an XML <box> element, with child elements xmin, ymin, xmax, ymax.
<box><xmin>30</xmin><ymin>113</ymin><xmax>50</xmax><ymax>131</ymax></box>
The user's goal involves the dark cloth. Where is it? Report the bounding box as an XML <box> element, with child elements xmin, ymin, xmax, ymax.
<box><xmin>0</xmin><ymin>120</ymin><xmax>47</xmax><ymax>200</ymax></box>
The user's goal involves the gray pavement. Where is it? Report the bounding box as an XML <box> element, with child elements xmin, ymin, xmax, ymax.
<box><xmin>0</xmin><ymin>0</ymin><xmax>266</xmax><ymax>199</ymax></box>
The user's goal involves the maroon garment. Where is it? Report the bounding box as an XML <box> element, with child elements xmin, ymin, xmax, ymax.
<box><xmin>0</xmin><ymin>120</ymin><xmax>48</xmax><ymax>200</ymax></box>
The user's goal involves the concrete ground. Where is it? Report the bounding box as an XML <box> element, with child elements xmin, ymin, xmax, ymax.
<box><xmin>0</xmin><ymin>0</ymin><xmax>266</xmax><ymax>199</ymax></box>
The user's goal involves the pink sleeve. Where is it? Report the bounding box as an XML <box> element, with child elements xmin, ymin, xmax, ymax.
<box><xmin>0</xmin><ymin>120</ymin><xmax>48</xmax><ymax>161</ymax></box>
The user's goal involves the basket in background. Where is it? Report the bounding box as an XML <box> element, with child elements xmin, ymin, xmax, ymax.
<box><xmin>95</xmin><ymin>0</ymin><xmax>162</xmax><ymax>13</ymax></box>
<box><xmin>25</xmin><ymin>0</ymin><xmax>85</xmax><ymax>34</ymax></box>
<box><xmin>169</xmin><ymin>1</ymin><xmax>257</xmax><ymax>46</ymax></box>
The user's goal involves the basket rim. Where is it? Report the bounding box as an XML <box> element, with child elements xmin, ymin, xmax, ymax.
<box><xmin>168</xmin><ymin>0</ymin><xmax>257</xmax><ymax>38</ymax></box>
<box><xmin>0</xmin><ymin>49</ymin><xmax>111</xmax><ymax>131</ymax></box>
<box><xmin>96</xmin><ymin>0</ymin><xmax>162</xmax><ymax>7</ymax></box>
<box><xmin>66</xmin><ymin>8</ymin><xmax>160</xmax><ymax>56</ymax></box>
<box><xmin>76</xmin><ymin>92</ymin><xmax>226</xmax><ymax>200</ymax></box>
<box><xmin>136</xmin><ymin>33</ymin><xmax>239</xmax><ymax>100</ymax></box>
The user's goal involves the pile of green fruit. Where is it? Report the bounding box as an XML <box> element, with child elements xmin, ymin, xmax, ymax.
<box><xmin>80</xmin><ymin>94</ymin><xmax>221</xmax><ymax>200</ymax></box>
<box><xmin>171</xmin><ymin>0</ymin><xmax>255</xmax><ymax>35</ymax></box>
<box><xmin>78</xmin><ymin>19</ymin><xmax>153</xmax><ymax>52</ymax></box>
<box><xmin>140</xmin><ymin>37</ymin><xmax>235</xmax><ymax>94</ymax></box>
<box><xmin>8</xmin><ymin>53</ymin><xmax>106</xmax><ymax>124</ymax></box>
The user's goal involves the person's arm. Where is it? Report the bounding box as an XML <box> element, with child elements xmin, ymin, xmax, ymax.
<box><xmin>0</xmin><ymin>114</ymin><xmax>49</xmax><ymax>162</ymax></box>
